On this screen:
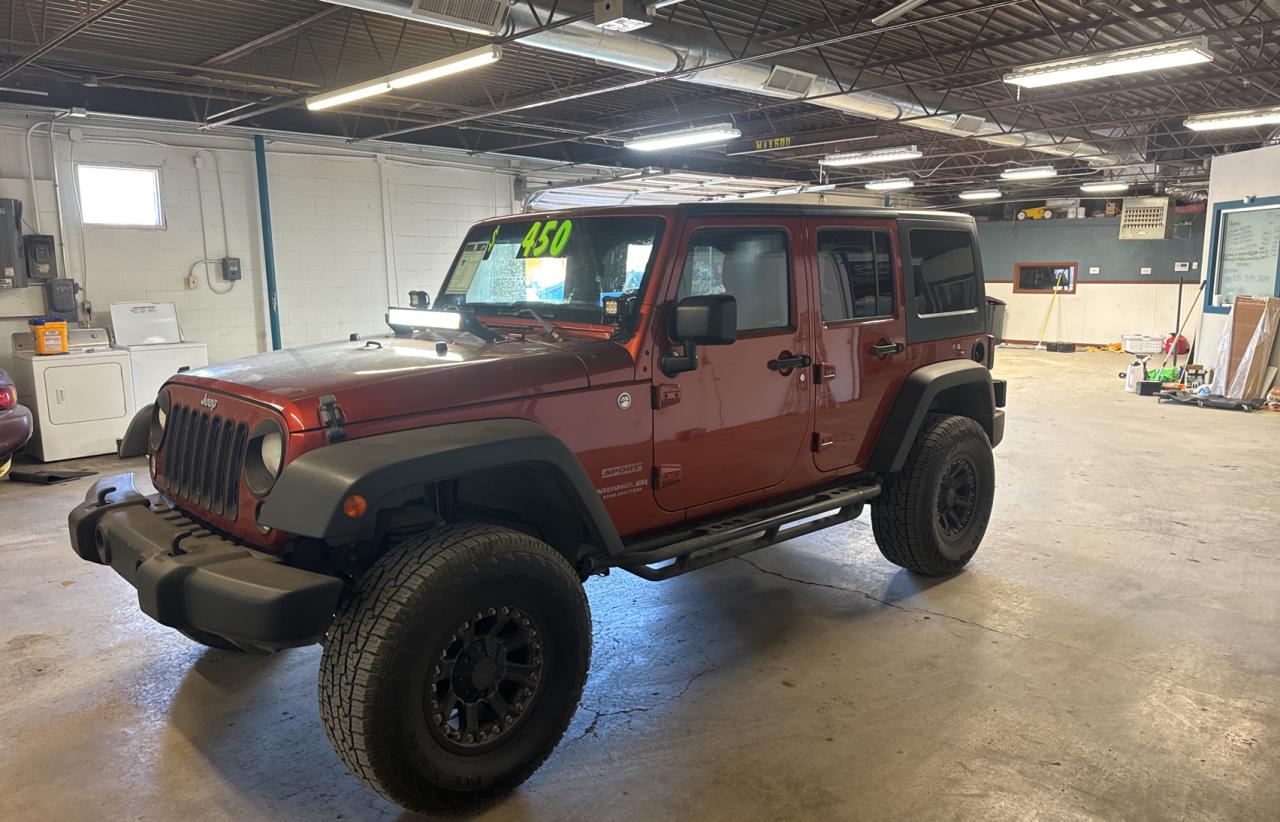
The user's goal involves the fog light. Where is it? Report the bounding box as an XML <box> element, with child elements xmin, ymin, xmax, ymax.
<box><xmin>343</xmin><ymin>494</ymin><xmax>368</xmax><ymax>518</ymax></box>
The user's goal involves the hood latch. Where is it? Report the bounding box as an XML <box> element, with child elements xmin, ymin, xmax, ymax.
<box><xmin>318</xmin><ymin>394</ymin><xmax>348</xmax><ymax>444</ymax></box>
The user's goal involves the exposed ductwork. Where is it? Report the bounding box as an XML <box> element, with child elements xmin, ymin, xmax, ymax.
<box><xmin>321</xmin><ymin>0</ymin><xmax>1135</xmax><ymax>166</ymax></box>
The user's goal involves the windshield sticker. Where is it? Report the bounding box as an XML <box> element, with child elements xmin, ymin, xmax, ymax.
<box><xmin>445</xmin><ymin>243</ymin><xmax>488</xmax><ymax>294</ymax></box>
<box><xmin>515</xmin><ymin>219</ymin><xmax>574</xmax><ymax>259</ymax></box>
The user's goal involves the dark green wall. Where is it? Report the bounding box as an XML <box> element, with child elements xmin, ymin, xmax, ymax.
<box><xmin>977</xmin><ymin>213</ymin><xmax>1206</xmax><ymax>284</ymax></box>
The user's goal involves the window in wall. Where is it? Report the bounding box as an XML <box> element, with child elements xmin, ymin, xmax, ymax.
<box><xmin>817</xmin><ymin>229</ymin><xmax>895</xmax><ymax>322</ymax></box>
<box><xmin>75</xmin><ymin>165</ymin><xmax>164</xmax><ymax>227</ymax></box>
<box><xmin>678</xmin><ymin>228</ymin><xmax>791</xmax><ymax>332</ymax></box>
<box><xmin>909</xmin><ymin>229</ymin><xmax>979</xmax><ymax>315</ymax></box>
<box><xmin>1014</xmin><ymin>262</ymin><xmax>1078</xmax><ymax>294</ymax></box>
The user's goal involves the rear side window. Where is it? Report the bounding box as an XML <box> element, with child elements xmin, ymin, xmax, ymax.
<box><xmin>818</xmin><ymin>229</ymin><xmax>895</xmax><ymax>322</ymax></box>
<box><xmin>909</xmin><ymin>229</ymin><xmax>979</xmax><ymax>316</ymax></box>
<box><xmin>679</xmin><ymin>228</ymin><xmax>791</xmax><ymax>332</ymax></box>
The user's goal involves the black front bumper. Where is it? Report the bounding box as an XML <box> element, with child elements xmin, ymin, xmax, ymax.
<box><xmin>68</xmin><ymin>474</ymin><xmax>343</xmax><ymax>651</ymax></box>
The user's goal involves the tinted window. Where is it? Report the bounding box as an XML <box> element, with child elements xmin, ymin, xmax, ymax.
<box><xmin>818</xmin><ymin>229</ymin><xmax>895</xmax><ymax>322</ymax></box>
<box><xmin>679</xmin><ymin>228</ymin><xmax>791</xmax><ymax>332</ymax></box>
<box><xmin>910</xmin><ymin>229</ymin><xmax>979</xmax><ymax>315</ymax></box>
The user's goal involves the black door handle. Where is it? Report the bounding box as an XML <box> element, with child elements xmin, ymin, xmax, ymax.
<box><xmin>870</xmin><ymin>341</ymin><xmax>905</xmax><ymax>358</ymax></box>
<box><xmin>768</xmin><ymin>354</ymin><xmax>812</xmax><ymax>371</ymax></box>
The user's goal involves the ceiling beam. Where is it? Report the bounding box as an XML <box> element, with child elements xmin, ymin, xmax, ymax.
<box><xmin>201</xmin><ymin>6</ymin><xmax>345</xmax><ymax>67</ymax></box>
<box><xmin>0</xmin><ymin>0</ymin><xmax>133</xmax><ymax>83</ymax></box>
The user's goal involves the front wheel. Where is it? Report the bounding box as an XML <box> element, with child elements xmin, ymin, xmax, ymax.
<box><xmin>872</xmin><ymin>413</ymin><xmax>995</xmax><ymax>576</ymax></box>
<box><xmin>319</xmin><ymin>524</ymin><xmax>591</xmax><ymax>815</ymax></box>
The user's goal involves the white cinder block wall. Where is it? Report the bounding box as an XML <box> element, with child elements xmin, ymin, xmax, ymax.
<box><xmin>0</xmin><ymin>108</ymin><xmax>518</xmax><ymax>364</ymax></box>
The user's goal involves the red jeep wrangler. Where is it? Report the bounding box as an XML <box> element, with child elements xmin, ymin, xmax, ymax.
<box><xmin>70</xmin><ymin>203</ymin><xmax>1005</xmax><ymax>814</ymax></box>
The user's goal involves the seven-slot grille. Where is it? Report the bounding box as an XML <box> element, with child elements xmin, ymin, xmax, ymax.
<box><xmin>161</xmin><ymin>402</ymin><xmax>249</xmax><ymax>520</ymax></box>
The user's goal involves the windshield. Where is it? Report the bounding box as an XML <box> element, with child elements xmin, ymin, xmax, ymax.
<box><xmin>435</xmin><ymin>216</ymin><xmax>665</xmax><ymax>330</ymax></box>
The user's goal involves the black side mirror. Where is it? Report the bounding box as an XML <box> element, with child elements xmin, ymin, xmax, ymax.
<box><xmin>662</xmin><ymin>294</ymin><xmax>737</xmax><ymax>376</ymax></box>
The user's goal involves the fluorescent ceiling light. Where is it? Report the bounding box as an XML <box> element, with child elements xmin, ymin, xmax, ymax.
<box><xmin>738</xmin><ymin>190</ymin><xmax>779</xmax><ymax>199</ymax></box>
<box><xmin>803</xmin><ymin>183</ymin><xmax>837</xmax><ymax>193</ymax></box>
<box><xmin>308</xmin><ymin>46</ymin><xmax>501</xmax><ymax>111</ymax></box>
<box><xmin>386</xmin><ymin>308</ymin><xmax>461</xmax><ymax>331</ymax></box>
<box><xmin>872</xmin><ymin>0</ymin><xmax>931</xmax><ymax>28</ymax></box>
<box><xmin>821</xmin><ymin>145</ymin><xmax>922</xmax><ymax>167</ymax></box>
<box><xmin>1001</xmin><ymin>165</ymin><xmax>1058</xmax><ymax>181</ymax></box>
<box><xmin>959</xmin><ymin>189</ymin><xmax>1002</xmax><ymax>201</ymax></box>
<box><xmin>625</xmin><ymin>123</ymin><xmax>741</xmax><ymax>151</ymax></box>
<box><xmin>1080</xmin><ymin>181</ymin><xmax>1131</xmax><ymax>193</ymax></box>
<box><xmin>1004</xmin><ymin>36</ymin><xmax>1213</xmax><ymax>89</ymax></box>
<box><xmin>1185</xmin><ymin>104</ymin><xmax>1280</xmax><ymax>131</ymax></box>
<box><xmin>866</xmin><ymin>177</ymin><xmax>914</xmax><ymax>192</ymax></box>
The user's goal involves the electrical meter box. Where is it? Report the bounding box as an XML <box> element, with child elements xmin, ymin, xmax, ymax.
<box><xmin>0</xmin><ymin>198</ymin><xmax>29</xmax><ymax>289</ymax></box>
<box><xmin>24</xmin><ymin>234</ymin><xmax>57</xmax><ymax>280</ymax></box>
<box><xmin>1119</xmin><ymin>196</ymin><xmax>1175</xmax><ymax>240</ymax></box>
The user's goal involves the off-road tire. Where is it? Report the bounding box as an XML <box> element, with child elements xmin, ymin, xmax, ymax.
<box><xmin>872</xmin><ymin>413</ymin><xmax>995</xmax><ymax>576</ymax></box>
<box><xmin>319</xmin><ymin>523</ymin><xmax>591</xmax><ymax>815</ymax></box>
<box><xmin>179</xmin><ymin>628</ymin><xmax>245</xmax><ymax>652</ymax></box>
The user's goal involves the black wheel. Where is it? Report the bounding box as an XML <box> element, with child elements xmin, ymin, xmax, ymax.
<box><xmin>179</xmin><ymin>628</ymin><xmax>244</xmax><ymax>652</ymax></box>
<box><xmin>320</xmin><ymin>523</ymin><xmax>591</xmax><ymax>815</ymax></box>
<box><xmin>872</xmin><ymin>413</ymin><xmax>995</xmax><ymax>576</ymax></box>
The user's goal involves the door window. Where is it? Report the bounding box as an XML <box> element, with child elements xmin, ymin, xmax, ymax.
<box><xmin>818</xmin><ymin>229</ymin><xmax>895</xmax><ymax>322</ymax></box>
<box><xmin>909</xmin><ymin>229</ymin><xmax>979</xmax><ymax>315</ymax></box>
<box><xmin>678</xmin><ymin>228</ymin><xmax>791</xmax><ymax>332</ymax></box>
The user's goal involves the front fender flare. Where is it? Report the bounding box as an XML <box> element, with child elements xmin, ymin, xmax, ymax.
<box><xmin>257</xmin><ymin>418</ymin><xmax>623</xmax><ymax>553</ymax></box>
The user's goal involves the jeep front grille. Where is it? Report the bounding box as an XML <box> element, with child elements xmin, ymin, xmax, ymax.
<box><xmin>162</xmin><ymin>403</ymin><xmax>249</xmax><ymax>520</ymax></box>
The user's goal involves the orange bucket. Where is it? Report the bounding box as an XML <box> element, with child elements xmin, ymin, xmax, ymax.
<box><xmin>29</xmin><ymin>317</ymin><xmax>69</xmax><ymax>355</ymax></box>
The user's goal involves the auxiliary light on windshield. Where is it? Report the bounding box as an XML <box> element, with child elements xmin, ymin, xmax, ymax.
<box><xmin>386</xmin><ymin>308</ymin><xmax>462</xmax><ymax>332</ymax></box>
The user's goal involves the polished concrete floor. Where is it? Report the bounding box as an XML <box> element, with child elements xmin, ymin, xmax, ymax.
<box><xmin>2</xmin><ymin>349</ymin><xmax>1278</xmax><ymax>821</ymax></box>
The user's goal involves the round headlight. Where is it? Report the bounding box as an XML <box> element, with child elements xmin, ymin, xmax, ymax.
<box><xmin>244</xmin><ymin>420</ymin><xmax>286</xmax><ymax>496</ymax></box>
<box><xmin>261</xmin><ymin>430</ymin><xmax>283</xmax><ymax>478</ymax></box>
<box><xmin>150</xmin><ymin>389</ymin><xmax>170</xmax><ymax>452</ymax></box>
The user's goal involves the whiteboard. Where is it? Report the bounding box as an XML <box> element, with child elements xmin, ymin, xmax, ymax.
<box><xmin>1217</xmin><ymin>206</ymin><xmax>1280</xmax><ymax>304</ymax></box>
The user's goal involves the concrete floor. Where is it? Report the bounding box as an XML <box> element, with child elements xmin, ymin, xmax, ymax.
<box><xmin>2</xmin><ymin>349</ymin><xmax>1278</xmax><ymax>821</ymax></box>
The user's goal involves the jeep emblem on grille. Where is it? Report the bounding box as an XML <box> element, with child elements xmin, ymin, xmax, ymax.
<box><xmin>200</xmin><ymin>395</ymin><xmax>218</xmax><ymax>410</ymax></box>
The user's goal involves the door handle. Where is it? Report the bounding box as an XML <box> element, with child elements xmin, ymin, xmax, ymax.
<box><xmin>767</xmin><ymin>354</ymin><xmax>812</xmax><ymax>371</ymax></box>
<box><xmin>870</xmin><ymin>341</ymin><xmax>905</xmax><ymax>358</ymax></box>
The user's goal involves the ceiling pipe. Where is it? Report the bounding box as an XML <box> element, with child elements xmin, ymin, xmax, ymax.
<box><xmin>319</xmin><ymin>0</ymin><xmax>1135</xmax><ymax>165</ymax></box>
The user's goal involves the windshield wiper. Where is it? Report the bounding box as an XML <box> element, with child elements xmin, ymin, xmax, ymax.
<box><xmin>511</xmin><ymin>305</ymin><xmax>564</xmax><ymax>343</ymax></box>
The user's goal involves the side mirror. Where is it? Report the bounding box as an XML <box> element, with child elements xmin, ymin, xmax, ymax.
<box><xmin>662</xmin><ymin>294</ymin><xmax>737</xmax><ymax>376</ymax></box>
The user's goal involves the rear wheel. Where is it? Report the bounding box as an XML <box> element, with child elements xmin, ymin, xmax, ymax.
<box><xmin>872</xmin><ymin>413</ymin><xmax>995</xmax><ymax>576</ymax></box>
<box><xmin>319</xmin><ymin>524</ymin><xmax>591</xmax><ymax>815</ymax></box>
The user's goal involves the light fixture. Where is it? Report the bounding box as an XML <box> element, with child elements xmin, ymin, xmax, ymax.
<box><xmin>1001</xmin><ymin>165</ymin><xmax>1058</xmax><ymax>181</ymax></box>
<box><xmin>866</xmin><ymin>177</ymin><xmax>914</xmax><ymax>192</ymax></box>
<box><xmin>1080</xmin><ymin>181</ymin><xmax>1131</xmax><ymax>193</ymax></box>
<box><xmin>595</xmin><ymin>0</ymin><xmax>653</xmax><ymax>32</ymax></box>
<box><xmin>624</xmin><ymin>122</ymin><xmax>741</xmax><ymax>151</ymax></box>
<box><xmin>821</xmin><ymin>145</ymin><xmax>922</xmax><ymax>167</ymax></box>
<box><xmin>872</xmin><ymin>0</ymin><xmax>932</xmax><ymax>28</ymax></box>
<box><xmin>738</xmin><ymin>190</ymin><xmax>779</xmax><ymax>199</ymax></box>
<box><xmin>959</xmin><ymin>189</ymin><xmax>1002</xmax><ymax>201</ymax></box>
<box><xmin>307</xmin><ymin>45</ymin><xmax>502</xmax><ymax>111</ymax></box>
<box><xmin>803</xmin><ymin>183</ymin><xmax>837</xmax><ymax>193</ymax></box>
<box><xmin>1004</xmin><ymin>36</ymin><xmax>1214</xmax><ymax>89</ymax></box>
<box><xmin>1184</xmin><ymin>104</ymin><xmax>1280</xmax><ymax>131</ymax></box>
<box><xmin>386</xmin><ymin>307</ymin><xmax>462</xmax><ymax>331</ymax></box>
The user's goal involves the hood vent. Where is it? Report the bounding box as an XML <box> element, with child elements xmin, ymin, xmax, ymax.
<box><xmin>410</xmin><ymin>0</ymin><xmax>508</xmax><ymax>34</ymax></box>
<box><xmin>763</xmin><ymin>65</ymin><xmax>817</xmax><ymax>98</ymax></box>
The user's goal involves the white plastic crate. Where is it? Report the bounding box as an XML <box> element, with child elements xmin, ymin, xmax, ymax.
<box><xmin>1122</xmin><ymin>334</ymin><xmax>1163</xmax><ymax>355</ymax></box>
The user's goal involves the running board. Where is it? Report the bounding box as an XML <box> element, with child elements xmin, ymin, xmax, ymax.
<box><xmin>612</xmin><ymin>482</ymin><xmax>881</xmax><ymax>582</ymax></box>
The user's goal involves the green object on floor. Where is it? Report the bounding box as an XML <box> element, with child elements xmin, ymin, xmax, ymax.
<box><xmin>1147</xmin><ymin>366</ymin><xmax>1179</xmax><ymax>382</ymax></box>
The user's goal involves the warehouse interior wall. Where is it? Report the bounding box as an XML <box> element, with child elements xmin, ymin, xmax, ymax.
<box><xmin>0</xmin><ymin>108</ymin><xmax>519</xmax><ymax>364</ymax></box>
<box><xmin>978</xmin><ymin>214</ymin><xmax>1207</xmax><ymax>346</ymax></box>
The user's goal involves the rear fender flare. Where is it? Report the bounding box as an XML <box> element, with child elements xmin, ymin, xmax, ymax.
<box><xmin>257</xmin><ymin>418</ymin><xmax>623</xmax><ymax>554</ymax></box>
<box><xmin>869</xmin><ymin>360</ymin><xmax>996</xmax><ymax>474</ymax></box>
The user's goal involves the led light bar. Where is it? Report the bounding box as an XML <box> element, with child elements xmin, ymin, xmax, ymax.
<box><xmin>959</xmin><ymin>189</ymin><xmax>1002</xmax><ymax>201</ymax></box>
<box><xmin>821</xmin><ymin>145</ymin><xmax>922</xmax><ymax>167</ymax></box>
<box><xmin>1185</xmin><ymin>104</ymin><xmax>1280</xmax><ymax>131</ymax></box>
<box><xmin>386</xmin><ymin>308</ymin><xmax>462</xmax><ymax>331</ymax></box>
<box><xmin>1005</xmin><ymin>36</ymin><xmax>1213</xmax><ymax>89</ymax></box>
<box><xmin>1001</xmin><ymin>165</ymin><xmax>1058</xmax><ymax>181</ymax></box>
<box><xmin>865</xmin><ymin>177</ymin><xmax>914</xmax><ymax>192</ymax></box>
<box><xmin>624</xmin><ymin>123</ymin><xmax>742</xmax><ymax>151</ymax></box>
<box><xmin>1080</xmin><ymin>181</ymin><xmax>1131</xmax><ymax>193</ymax></box>
<box><xmin>308</xmin><ymin>46</ymin><xmax>502</xmax><ymax>111</ymax></box>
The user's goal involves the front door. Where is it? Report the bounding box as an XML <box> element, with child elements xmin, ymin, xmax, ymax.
<box><xmin>652</xmin><ymin>219</ymin><xmax>812</xmax><ymax>512</ymax></box>
<box><xmin>810</xmin><ymin>221</ymin><xmax>909</xmax><ymax>472</ymax></box>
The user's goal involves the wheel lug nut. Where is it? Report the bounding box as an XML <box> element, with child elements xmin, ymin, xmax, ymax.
<box><xmin>501</xmin><ymin>607</ymin><xmax>509</xmax><ymax>615</ymax></box>
<box><xmin>433</xmin><ymin>714</ymin><xmax>442</xmax><ymax>723</ymax></box>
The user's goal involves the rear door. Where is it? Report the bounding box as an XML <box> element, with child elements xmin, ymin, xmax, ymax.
<box><xmin>652</xmin><ymin>217</ymin><xmax>813</xmax><ymax>512</ymax></box>
<box><xmin>810</xmin><ymin>220</ymin><xmax>909</xmax><ymax>471</ymax></box>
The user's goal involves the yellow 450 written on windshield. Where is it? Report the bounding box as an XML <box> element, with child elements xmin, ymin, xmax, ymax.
<box><xmin>515</xmin><ymin>219</ymin><xmax>574</xmax><ymax>259</ymax></box>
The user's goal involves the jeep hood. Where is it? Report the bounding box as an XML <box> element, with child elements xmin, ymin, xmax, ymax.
<box><xmin>168</xmin><ymin>333</ymin><xmax>628</xmax><ymax>430</ymax></box>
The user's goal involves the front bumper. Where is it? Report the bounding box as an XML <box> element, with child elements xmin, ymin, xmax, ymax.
<box><xmin>68</xmin><ymin>474</ymin><xmax>343</xmax><ymax>651</ymax></box>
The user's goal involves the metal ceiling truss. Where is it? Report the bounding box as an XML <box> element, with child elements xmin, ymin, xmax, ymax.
<box><xmin>0</xmin><ymin>0</ymin><xmax>1277</xmax><ymax>200</ymax></box>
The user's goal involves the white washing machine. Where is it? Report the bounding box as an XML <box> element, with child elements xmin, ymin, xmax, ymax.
<box><xmin>110</xmin><ymin>301</ymin><xmax>208</xmax><ymax>410</ymax></box>
<box><xmin>10</xmin><ymin>328</ymin><xmax>136</xmax><ymax>462</ymax></box>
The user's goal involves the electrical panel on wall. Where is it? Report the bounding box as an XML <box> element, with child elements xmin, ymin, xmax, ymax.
<box><xmin>1119</xmin><ymin>197</ymin><xmax>1175</xmax><ymax>240</ymax></box>
<box><xmin>0</xmin><ymin>198</ymin><xmax>29</xmax><ymax>289</ymax></box>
